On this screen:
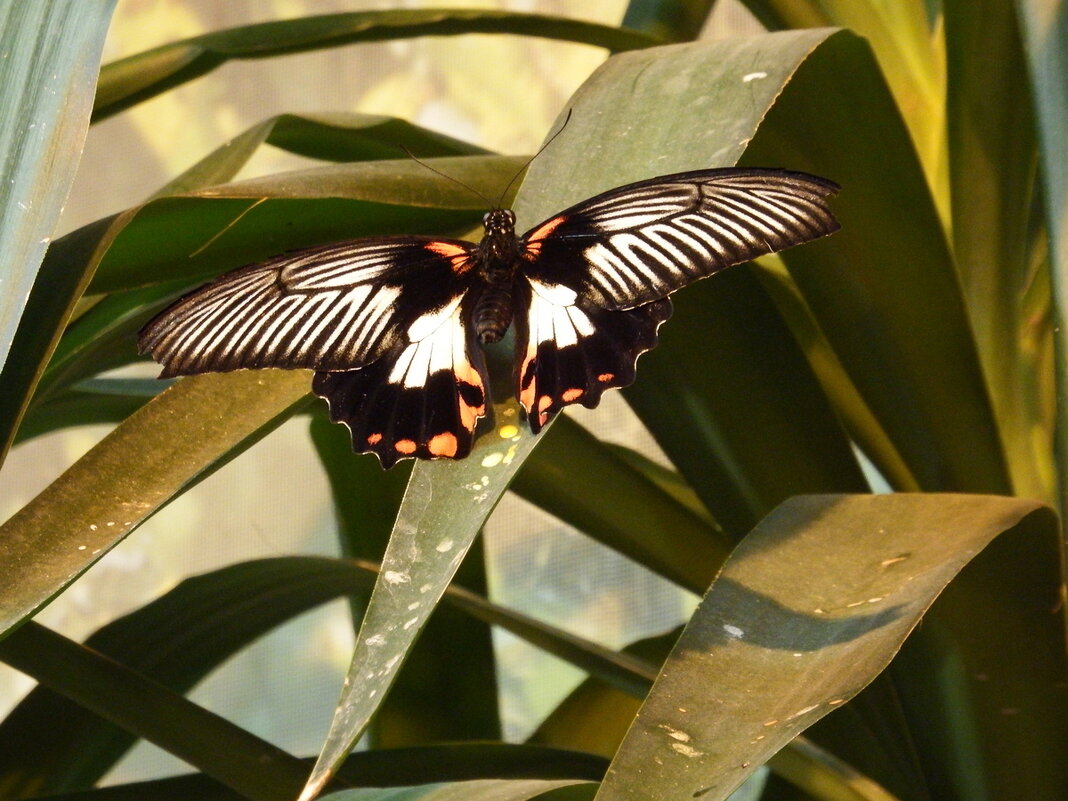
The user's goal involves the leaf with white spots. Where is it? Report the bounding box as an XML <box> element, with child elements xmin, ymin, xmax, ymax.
<box><xmin>593</xmin><ymin>494</ymin><xmax>1052</xmax><ymax>801</ymax></box>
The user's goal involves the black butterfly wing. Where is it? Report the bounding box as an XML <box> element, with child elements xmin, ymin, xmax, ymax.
<box><xmin>519</xmin><ymin>168</ymin><xmax>841</xmax><ymax>310</ymax></box>
<box><xmin>138</xmin><ymin>237</ymin><xmax>490</xmax><ymax>467</ymax></box>
<box><xmin>511</xmin><ymin>168</ymin><xmax>840</xmax><ymax>429</ymax></box>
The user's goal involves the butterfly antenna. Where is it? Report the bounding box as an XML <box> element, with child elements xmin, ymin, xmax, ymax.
<box><xmin>399</xmin><ymin>145</ymin><xmax>494</xmax><ymax>208</ymax></box>
<box><xmin>494</xmin><ymin>108</ymin><xmax>573</xmax><ymax>208</ymax></box>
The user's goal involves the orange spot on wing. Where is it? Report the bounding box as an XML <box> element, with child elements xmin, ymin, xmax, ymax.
<box><xmin>394</xmin><ymin>439</ymin><xmax>417</xmax><ymax>454</ymax></box>
<box><xmin>425</xmin><ymin>241</ymin><xmax>472</xmax><ymax>274</ymax></box>
<box><xmin>527</xmin><ymin>215</ymin><xmax>566</xmax><ymax>243</ymax></box>
<box><xmin>597</xmin><ymin>372</ymin><xmax>615</xmax><ymax>382</ymax></box>
<box><xmin>425</xmin><ymin>241</ymin><xmax>468</xmax><ymax>258</ymax></box>
<box><xmin>538</xmin><ymin>395</ymin><xmax>553</xmax><ymax>413</ymax></box>
<box><xmin>428</xmin><ymin>432</ymin><xmax>459</xmax><ymax>457</ymax></box>
<box><xmin>562</xmin><ymin>388</ymin><xmax>584</xmax><ymax>402</ymax></box>
<box><xmin>366</xmin><ymin>433</ymin><xmax>383</xmax><ymax>445</ymax></box>
<box><xmin>518</xmin><ymin>349</ymin><xmax>537</xmax><ymax>411</ymax></box>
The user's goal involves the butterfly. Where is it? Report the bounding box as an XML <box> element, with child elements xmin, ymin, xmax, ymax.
<box><xmin>139</xmin><ymin>167</ymin><xmax>840</xmax><ymax>468</ymax></box>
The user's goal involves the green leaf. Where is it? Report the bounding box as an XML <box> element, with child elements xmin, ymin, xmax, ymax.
<box><xmin>15</xmin><ymin>379</ymin><xmax>159</xmax><ymax>445</ymax></box>
<box><xmin>0</xmin><ymin>1</ymin><xmax>114</xmax><ymax>374</ymax></box>
<box><xmin>0</xmin><ymin>370</ymin><xmax>312</xmax><ymax>637</ymax></box>
<box><xmin>319</xmin><ymin>779</ymin><xmax>594</xmax><ymax>801</ymax></box>
<box><xmin>298</xmin><ymin>31</ymin><xmax>858</xmax><ymax>799</ymax></box>
<box><xmin>0</xmin><ymin>622</ymin><xmax>312</xmax><ymax>801</ymax></box>
<box><xmin>312</xmin><ymin>415</ymin><xmax>501</xmax><ymax>746</ymax></box>
<box><xmin>620</xmin><ymin>0</ymin><xmax>717</xmax><ymax>42</ymax></box>
<box><xmin>161</xmin><ymin>112</ymin><xmax>489</xmax><ymax>196</ymax></box>
<box><xmin>739</xmin><ymin>0</ymin><xmax>945</xmax><ymax>212</ymax></box>
<box><xmin>741</xmin><ymin>31</ymin><xmax>1012</xmax><ymax>495</ymax></box>
<box><xmin>512</xmin><ymin>415</ymin><xmax>729</xmax><ymax>592</ymax></box>
<box><xmin>593</xmin><ymin>494</ymin><xmax>1053</xmax><ymax>801</ymax></box>
<box><xmin>93</xmin><ymin>10</ymin><xmax>659</xmax><ymax>122</ymax></box>
<box><xmin>1015</xmin><ymin>0</ymin><xmax>1068</xmax><ymax>515</ymax></box>
<box><xmin>944</xmin><ymin>0</ymin><xmax>1051</xmax><ymax>502</ymax></box>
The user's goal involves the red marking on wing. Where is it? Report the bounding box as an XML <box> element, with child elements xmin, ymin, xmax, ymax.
<box><xmin>428</xmin><ymin>432</ymin><xmax>459</xmax><ymax>457</ymax></box>
<box><xmin>425</xmin><ymin>241</ymin><xmax>473</xmax><ymax>274</ymax></box>
<box><xmin>523</xmin><ymin>216</ymin><xmax>567</xmax><ymax>260</ymax></box>
<box><xmin>527</xmin><ymin>215</ymin><xmax>567</xmax><ymax>243</ymax></box>
<box><xmin>367</xmin><ymin>432</ymin><xmax>383</xmax><ymax>445</ymax></box>
<box><xmin>597</xmin><ymin>372</ymin><xmax>615</xmax><ymax>382</ymax></box>
<box><xmin>562</xmin><ymin>388</ymin><xmax>584</xmax><ymax>402</ymax></box>
<box><xmin>395</xmin><ymin>439</ymin><xmax>417</xmax><ymax>454</ymax></box>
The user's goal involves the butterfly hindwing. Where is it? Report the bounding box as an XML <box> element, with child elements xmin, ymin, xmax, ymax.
<box><xmin>513</xmin><ymin>277</ymin><xmax>672</xmax><ymax>433</ymax></box>
<box><xmin>520</xmin><ymin>168</ymin><xmax>840</xmax><ymax>310</ymax></box>
<box><xmin>138</xmin><ymin>237</ymin><xmax>476</xmax><ymax>377</ymax></box>
<box><xmin>313</xmin><ymin>292</ymin><xmax>489</xmax><ymax>468</ymax></box>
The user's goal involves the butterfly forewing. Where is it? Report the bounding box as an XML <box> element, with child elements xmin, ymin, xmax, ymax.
<box><xmin>520</xmin><ymin>169</ymin><xmax>840</xmax><ymax>310</ymax></box>
<box><xmin>139</xmin><ymin>237</ymin><xmax>475</xmax><ymax>377</ymax></box>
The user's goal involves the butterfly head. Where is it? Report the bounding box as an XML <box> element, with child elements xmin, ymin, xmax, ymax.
<box><xmin>482</xmin><ymin>208</ymin><xmax>516</xmax><ymax>236</ymax></box>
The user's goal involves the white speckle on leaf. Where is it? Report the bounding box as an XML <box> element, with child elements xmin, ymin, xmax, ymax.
<box><xmin>723</xmin><ymin>624</ymin><xmax>744</xmax><ymax>639</ymax></box>
<box><xmin>658</xmin><ymin>724</ymin><xmax>691</xmax><ymax>742</ymax></box>
<box><xmin>671</xmin><ymin>743</ymin><xmax>705</xmax><ymax>758</ymax></box>
<box><xmin>383</xmin><ymin>570</ymin><xmax>410</xmax><ymax>585</ymax></box>
<box><xmin>89</xmin><ymin>524</ymin><xmax>98</xmax><ymax>531</ymax></box>
<box><xmin>867</xmin><ymin>596</ymin><xmax>884</xmax><ymax>603</ymax></box>
<box><xmin>435</xmin><ymin>539</ymin><xmax>454</xmax><ymax>553</ymax></box>
<box><xmin>829</xmin><ymin>698</ymin><xmax>846</xmax><ymax>705</ymax></box>
<box><xmin>385</xmin><ymin>655</ymin><xmax>401</xmax><ymax>670</ymax></box>
<box><xmin>419</xmin><ymin>583</ymin><xmax>433</xmax><ymax>593</ymax></box>
<box><xmin>365</xmin><ymin>634</ymin><xmax>387</xmax><ymax>646</ymax></box>
<box><xmin>788</xmin><ymin>704</ymin><xmax>819</xmax><ymax>719</ymax></box>
<box><xmin>481</xmin><ymin>452</ymin><xmax>504</xmax><ymax>468</ymax></box>
<box><xmin>743</xmin><ymin>71</ymin><xmax>767</xmax><ymax>82</ymax></box>
<box><xmin>407</xmin><ymin>601</ymin><xmax>421</xmax><ymax>611</ymax></box>
<box><xmin>403</xmin><ymin>617</ymin><xmax>419</xmax><ymax>630</ymax></box>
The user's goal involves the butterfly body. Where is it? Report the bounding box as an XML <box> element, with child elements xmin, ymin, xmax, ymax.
<box><xmin>139</xmin><ymin>167</ymin><xmax>841</xmax><ymax>468</ymax></box>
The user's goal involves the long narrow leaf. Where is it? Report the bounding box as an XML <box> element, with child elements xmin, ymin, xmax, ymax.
<box><xmin>93</xmin><ymin>10</ymin><xmax>658</xmax><ymax>122</ymax></box>
<box><xmin>0</xmin><ymin>1</ymin><xmax>114</xmax><ymax>376</ymax></box>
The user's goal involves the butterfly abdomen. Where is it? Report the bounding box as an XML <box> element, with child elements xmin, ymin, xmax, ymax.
<box><xmin>474</xmin><ymin>271</ymin><xmax>515</xmax><ymax>344</ymax></box>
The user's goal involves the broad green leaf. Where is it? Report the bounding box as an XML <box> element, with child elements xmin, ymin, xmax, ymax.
<box><xmin>944</xmin><ymin>0</ymin><xmax>1052</xmax><ymax>502</ymax></box>
<box><xmin>739</xmin><ymin>0</ymin><xmax>946</xmax><ymax>213</ymax></box>
<box><xmin>531</xmin><ymin>630</ymin><xmax>903</xmax><ymax>801</ymax></box>
<box><xmin>298</xmin><ymin>31</ymin><xmax>863</xmax><ymax>799</ymax></box>
<box><xmin>0</xmin><ymin>370</ymin><xmax>312</xmax><ymax>637</ymax></box>
<box><xmin>742</xmin><ymin>31</ymin><xmax>1011</xmax><ymax>495</ymax></box>
<box><xmin>93</xmin><ymin>10</ymin><xmax>659</xmax><ymax>122</ymax></box>
<box><xmin>593</xmin><ymin>494</ymin><xmax>1053</xmax><ymax>801</ymax></box>
<box><xmin>319</xmin><ymin>779</ymin><xmax>594</xmax><ymax>801</ymax></box>
<box><xmin>517</xmin><ymin>28</ymin><xmax>871</xmax><ymax>535</ymax></box>
<box><xmin>0</xmin><ymin>1</ymin><xmax>114</xmax><ymax>374</ymax></box>
<box><xmin>0</xmin><ymin>622</ymin><xmax>312</xmax><ymax>801</ymax></box>
<box><xmin>1015</xmin><ymin>0</ymin><xmax>1068</xmax><ymax>516</ymax></box>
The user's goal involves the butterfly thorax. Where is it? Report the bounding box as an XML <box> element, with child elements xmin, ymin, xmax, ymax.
<box><xmin>473</xmin><ymin>209</ymin><xmax>521</xmax><ymax>344</ymax></box>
